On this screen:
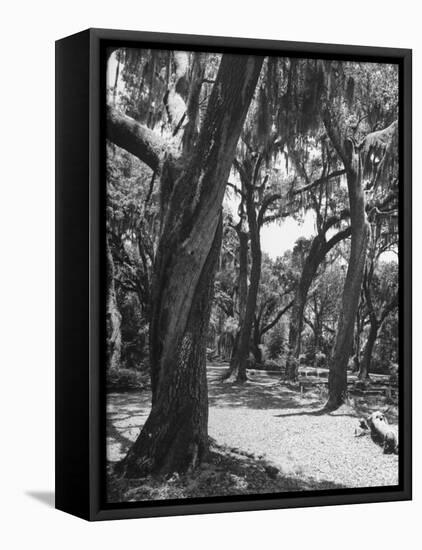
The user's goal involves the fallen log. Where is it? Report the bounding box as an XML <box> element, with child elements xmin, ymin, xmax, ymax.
<box><xmin>367</xmin><ymin>411</ymin><xmax>399</xmax><ymax>454</ymax></box>
<box><xmin>354</xmin><ymin>417</ymin><xmax>371</xmax><ymax>437</ymax></box>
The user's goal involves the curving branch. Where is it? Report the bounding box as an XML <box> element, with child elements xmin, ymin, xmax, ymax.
<box><xmin>323</xmin><ymin>226</ymin><xmax>352</xmax><ymax>253</ymax></box>
<box><xmin>292</xmin><ymin>169</ymin><xmax>346</xmax><ymax>196</ymax></box>
<box><xmin>261</xmin><ymin>300</ymin><xmax>294</xmax><ymax>336</ymax></box>
<box><xmin>106</xmin><ymin>106</ymin><xmax>168</xmax><ymax>173</ymax></box>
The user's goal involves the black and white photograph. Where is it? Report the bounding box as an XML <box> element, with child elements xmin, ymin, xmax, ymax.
<box><xmin>2</xmin><ymin>0</ymin><xmax>420</xmax><ymax>543</ymax></box>
<box><xmin>104</xmin><ymin>45</ymin><xmax>402</xmax><ymax>504</ymax></box>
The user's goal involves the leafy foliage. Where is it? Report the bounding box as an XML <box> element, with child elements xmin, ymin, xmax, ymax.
<box><xmin>106</xmin><ymin>49</ymin><xmax>399</xmax><ymax>383</ymax></box>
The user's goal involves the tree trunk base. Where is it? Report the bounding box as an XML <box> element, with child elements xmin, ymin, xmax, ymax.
<box><xmin>221</xmin><ymin>364</ymin><xmax>248</xmax><ymax>384</ymax></box>
<box><xmin>118</xmin><ymin>412</ymin><xmax>209</xmax><ymax>478</ymax></box>
<box><xmin>322</xmin><ymin>393</ymin><xmax>346</xmax><ymax>413</ymax></box>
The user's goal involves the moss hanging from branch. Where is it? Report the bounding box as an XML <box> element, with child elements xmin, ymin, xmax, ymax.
<box><xmin>359</xmin><ymin>120</ymin><xmax>398</xmax><ymax>190</ymax></box>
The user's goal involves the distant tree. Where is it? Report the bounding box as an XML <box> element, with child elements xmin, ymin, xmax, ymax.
<box><xmin>304</xmin><ymin>257</ymin><xmax>345</xmax><ymax>357</ymax></box>
<box><xmin>252</xmin><ymin>255</ymin><xmax>295</xmax><ymax>365</ymax></box>
<box><xmin>321</xmin><ymin>61</ymin><xmax>398</xmax><ymax>410</ymax></box>
<box><xmin>359</xmin><ymin>211</ymin><xmax>398</xmax><ymax>379</ymax></box>
<box><xmin>287</xmin><ymin>170</ymin><xmax>351</xmax><ymax>370</ymax></box>
<box><xmin>106</xmin><ymin>142</ymin><xmax>159</xmax><ymax>369</ymax></box>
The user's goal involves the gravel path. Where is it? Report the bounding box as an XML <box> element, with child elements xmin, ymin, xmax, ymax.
<box><xmin>107</xmin><ymin>366</ymin><xmax>398</xmax><ymax>489</ymax></box>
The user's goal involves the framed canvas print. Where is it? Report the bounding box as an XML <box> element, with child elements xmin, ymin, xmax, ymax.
<box><xmin>55</xmin><ymin>28</ymin><xmax>412</xmax><ymax>521</ymax></box>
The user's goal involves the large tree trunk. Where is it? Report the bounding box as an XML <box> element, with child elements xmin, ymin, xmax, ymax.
<box><xmin>323</xmin><ymin>119</ymin><xmax>399</xmax><ymax>407</ymax></box>
<box><xmin>353</xmin><ymin>308</ymin><xmax>363</xmax><ymax>372</ymax></box>
<box><xmin>106</xmin><ymin>238</ymin><xmax>122</xmax><ymax>371</ymax></box>
<box><xmin>313</xmin><ymin>314</ymin><xmax>323</xmax><ymax>353</ymax></box>
<box><xmin>325</xmin><ymin>141</ymin><xmax>369</xmax><ymax>411</ymax></box>
<box><xmin>114</xmin><ymin>54</ymin><xmax>263</xmax><ymax>476</ymax></box>
<box><xmin>225</xmin><ymin>229</ymin><xmax>249</xmax><ymax>380</ymax></box>
<box><xmin>251</xmin><ymin>320</ymin><xmax>263</xmax><ymax>365</ymax></box>
<box><xmin>123</xmin><ymin>221</ymin><xmax>222</xmax><ymax>477</ymax></box>
<box><xmin>288</xmin><ymin>237</ymin><xmax>322</xmax><ymax>360</ymax></box>
<box><xmin>228</xmin><ymin>230</ymin><xmax>248</xmax><ymax>358</ymax></box>
<box><xmin>359</xmin><ymin>319</ymin><xmax>378</xmax><ymax>380</ymax></box>
<box><xmin>226</xmin><ymin>186</ymin><xmax>262</xmax><ymax>383</ymax></box>
<box><xmin>288</xmin><ymin>223</ymin><xmax>351</xmax><ymax>377</ymax></box>
<box><xmin>237</xmin><ymin>230</ymin><xmax>248</xmax><ymax>327</ymax></box>
<box><xmin>358</xmin><ymin>287</ymin><xmax>398</xmax><ymax>380</ymax></box>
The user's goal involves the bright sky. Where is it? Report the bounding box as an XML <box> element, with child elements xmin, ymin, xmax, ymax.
<box><xmin>261</xmin><ymin>213</ymin><xmax>316</xmax><ymax>259</ymax></box>
<box><xmin>260</xmin><ymin>213</ymin><xmax>397</xmax><ymax>263</ymax></box>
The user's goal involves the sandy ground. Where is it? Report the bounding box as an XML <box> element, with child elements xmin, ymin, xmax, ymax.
<box><xmin>107</xmin><ymin>366</ymin><xmax>399</xmax><ymax>489</ymax></box>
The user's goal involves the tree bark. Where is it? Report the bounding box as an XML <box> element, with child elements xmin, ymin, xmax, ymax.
<box><xmin>313</xmin><ymin>313</ymin><xmax>323</xmax><ymax>353</ymax></box>
<box><xmin>226</xmin><ymin>183</ymin><xmax>262</xmax><ymax>383</ymax></box>
<box><xmin>182</xmin><ymin>53</ymin><xmax>205</xmax><ymax>151</ymax></box>
<box><xmin>237</xmin><ymin>230</ymin><xmax>249</xmax><ymax>327</ymax></box>
<box><xmin>325</xmin><ymin>139</ymin><xmax>369</xmax><ymax>411</ymax></box>
<box><xmin>218</xmin><ymin>331</ymin><xmax>235</xmax><ymax>361</ymax></box>
<box><xmin>288</xmin><ymin>223</ymin><xmax>351</xmax><ymax>374</ymax></box>
<box><xmin>113</xmin><ymin>54</ymin><xmax>263</xmax><ymax>476</ymax></box>
<box><xmin>288</xmin><ymin>236</ymin><xmax>323</xmax><ymax>360</ymax></box>
<box><xmin>359</xmin><ymin>288</ymin><xmax>398</xmax><ymax>380</ymax></box>
<box><xmin>251</xmin><ymin>320</ymin><xmax>263</xmax><ymax>365</ymax></box>
<box><xmin>123</xmin><ymin>220</ymin><xmax>222</xmax><ymax>476</ymax></box>
<box><xmin>106</xmin><ymin>106</ymin><xmax>166</xmax><ymax>173</ymax></box>
<box><xmin>359</xmin><ymin>318</ymin><xmax>378</xmax><ymax>380</ymax></box>
<box><xmin>106</xmin><ymin>238</ymin><xmax>122</xmax><ymax>371</ymax></box>
<box><xmin>224</xmin><ymin>229</ymin><xmax>249</xmax><ymax>378</ymax></box>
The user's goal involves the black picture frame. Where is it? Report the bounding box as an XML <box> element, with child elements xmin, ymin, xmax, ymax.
<box><xmin>55</xmin><ymin>28</ymin><xmax>412</xmax><ymax>521</ymax></box>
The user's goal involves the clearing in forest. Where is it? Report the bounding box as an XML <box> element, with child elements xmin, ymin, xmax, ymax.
<box><xmin>106</xmin><ymin>365</ymin><xmax>398</xmax><ymax>502</ymax></box>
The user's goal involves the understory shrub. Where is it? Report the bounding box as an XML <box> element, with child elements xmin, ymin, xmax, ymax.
<box><xmin>107</xmin><ymin>367</ymin><xmax>149</xmax><ymax>392</ymax></box>
<box><xmin>266</xmin><ymin>330</ymin><xmax>285</xmax><ymax>359</ymax></box>
<box><xmin>262</xmin><ymin>359</ymin><xmax>282</xmax><ymax>371</ymax></box>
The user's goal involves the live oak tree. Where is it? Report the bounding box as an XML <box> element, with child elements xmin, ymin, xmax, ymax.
<box><xmin>212</xmin><ymin>220</ymin><xmax>239</xmax><ymax>360</ymax></box>
<box><xmin>252</xmin><ymin>255</ymin><xmax>295</xmax><ymax>365</ymax></box>
<box><xmin>221</xmin><ymin>58</ymin><xmax>326</xmax><ymax>381</ymax></box>
<box><xmin>223</xmin><ymin>183</ymin><xmax>249</xmax><ymax>380</ymax></box>
<box><xmin>360</xmin><ymin>265</ymin><xmax>398</xmax><ymax>380</ymax></box>
<box><xmin>107</xmin><ymin>51</ymin><xmax>263</xmax><ymax>476</ymax></box>
<box><xmin>224</xmin><ymin>145</ymin><xmax>292</xmax><ymax>383</ymax></box>
<box><xmin>320</xmin><ymin>61</ymin><xmax>398</xmax><ymax>411</ymax></box>
<box><xmin>304</xmin><ymin>258</ymin><xmax>345</xmax><ymax>356</ymax></box>
<box><xmin>359</xmin><ymin>213</ymin><xmax>398</xmax><ymax>380</ymax></box>
<box><xmin>287</xmin><ymin>169</ymin><xmax>352</xmax><ymax>368</ymax></box>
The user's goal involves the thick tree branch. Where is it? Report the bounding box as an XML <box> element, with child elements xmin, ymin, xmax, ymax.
<box><xmin>258</xmin><ymin>193</ymin><xmax>282</xmax><ymax>227</ymax></box>
<box><xmin>261</xmin><ymin>300</ymin><xmax>294</xmax><ymax>336</ymax></box>
<box><xmin>323</xmin><ymin>226</ymin><xmax>352</xmax><ymax>253</ymax></box>
<box><xmin>106</xmin><ymin>106</ymin><xmax>168</xmax><ymax>173</ymax></box>
<box><xmin>292</xmin><ymin>169</ymin><xmax>346</xmax><ymax>196</ymax></box>
<box><xmin>321</xmin><ymin>209</ymin><xmax>350</xmax><ymax>233</ymax></box>
<box><xmin>380</xmin><ymin>293</ymin><xmax>399</xmax><ymax>325</ymax></box>
<box><xmin>226</xmin><ymin>181</ymin><xmax>246</xmax><ymax>200</ymax></box>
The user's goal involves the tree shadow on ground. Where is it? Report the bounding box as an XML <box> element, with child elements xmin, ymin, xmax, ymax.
<box><xmin>106</xmin><ymin>366</ymin><xmax>328</xmax><ymax>414</ymax></box>
<box><xmin>207</xmin><ymin>367</ymin><xmax>322</xmax><ymax>410</ymax></box>
<box><xmin>107</xmin><ymin>420</ymin><xmax>138</xmax><ymax>450</ymax></box>
<box><xmin>274</xmin><ymin>408</ymin><xmax>359</xmax><ymax>418</ymax></box>
<box><xmin>107</xmin><ymin>441</ymin><xmax>345</xmax><ymax>503</ymax></box>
